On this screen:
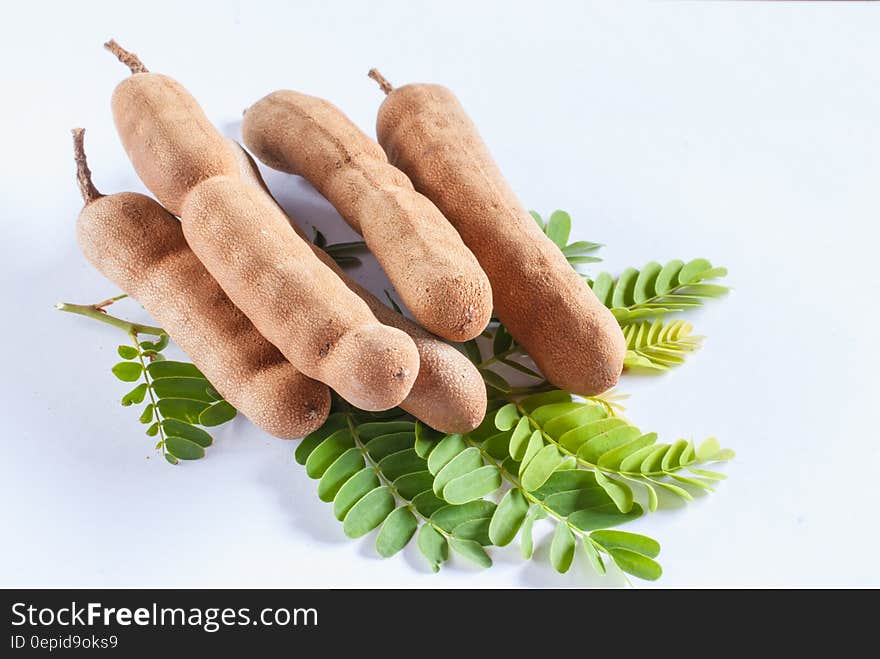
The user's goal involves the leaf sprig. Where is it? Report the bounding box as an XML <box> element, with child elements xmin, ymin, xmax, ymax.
<box><xmin>295</xmin><ymin>399</ymin><xmax>690</xmax><ymax>580</ymax></box>
<box><xmin>114</xmin><ymin>335</ymin><xmax>236</xmax><ymax>464</ymax></box>
<box><xmin>57</xmin><ymin>295</ymin><xmax>237</xmax><ymax>464</ymax></box>
<box><xmin>622</xmin><ymin>319</ymin><xmax>704</xmax><ymax>372</ymax></box>
<box><xmin>591</xmin><ymin>258</ymin><xmax>729</xmax><ymax>323</ymax></box>
<box><xmin>294</xmin><ymin>408</ymin><xmax>497</xmax><ymax>571</ymax></box>
<box><xmin>530</xmin><ymin>210</ymin><xmax>603</xmax><ymax>272</ymax></box>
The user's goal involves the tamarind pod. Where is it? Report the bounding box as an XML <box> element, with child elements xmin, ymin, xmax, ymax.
<box><xmin>106</xmin><ymin>45</ymin><xmax>238</xmax><ymax>217</ymax></box>
<box><xmin>241</xmin><ymin>90</ymin><xmax>493</xmax><ymax>343</ymax></box>
<box><xmin>231</xmin><ymin>142</ymin><xmax>487</xmax><ymax>433</ymax></box>
<box><xmin>180</xmin><ymin>175</ymin><xmax>420</xmax><ymax>411</ymax></box>
<box><xmin>72</xmin><ymin>129</ymin><xmax>330</xmax><ymax>438</ymax></box>
<box><xmin>371</xmin><ymin>77</ymin><xmax>626</xmax><ymax>396</ymax></box>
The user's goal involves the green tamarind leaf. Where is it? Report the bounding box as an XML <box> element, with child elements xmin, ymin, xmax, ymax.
<box><xmin>480</xmin><ymin>369</ymin><xmax>511</xmax><ymax>392</ymax></box>
<box><xmin>696</xmin><ymin>437</ymin><xmax>721</xmax><ymax>461</ymax></box>
<box><xmin>492</xmin><ymin>325</ymin><xmax>513</xmax><ymax>355</ymax></box>
<box><xmin>393</xmin><ymin>471</ymin><xmax>434</xmax><ymax>500</ymax></box>
<box><xmin>562</xmin><ymin>240</ymin><xmax>602</xmax><ymax>256</ymax></box>
<box><xmin>519</xmin><ymin>431</ymin><xmax>544</xmax><ymax>475</ymax></box>
<box><xmin>494</xmin><ymin>403</ymin><xmax>519</xmax><ymax>431</ymax></box>
<box><xmin>577</xmin><ymin>425</ymin><xmax>643</xmax><ymax>464</ymax></box>
<box><xmin>530</xmin><ymin>401</ymin><xmax>584</xmax><ymax>426</ymax></box>
<box><xmin>333</xmin><ymin>468</ymin><xmax>380</xmax><ymax>521</ymax></box>
<box><xmin>678</xmin><ymin>258</ymin><xmax>713</xmax><ymax>283</ymax></box>
<box><xmin>591</xmin><ymin>272</ymin><xmax>614</xmax><ymax>307</ymax></box>
<box><xmin>140</xmin><ymin>334</ymin><xmax>170</xmax><ymax>352</ymax></box>
<box><xmin>452</xmin><ymin>518</ymin><xmax>492</xmax><ymax>545</ymax></box>
<box><xmin>431</xmin><ymin>500</ymin><xmax>497</xmax><ymax>533</ymax></box>
<box><xmin>591</xmin><ymin>530</ymin><xmax>660</xmax><ymax>558</ymax></box>
<box><xmin>427</xmin><ymin>434</ymin><xmax>466</xmax><ymax>475</ymax></box>
<box><xmin>633</xmin><ymin>261</ymin><xmax>662</xmax><ymax>304</ymax></box>
<box><xmin>598</xmin><ymin>433</ymin><xmax>658</xmax><ymax>470</ymax></box>
<box><xmin>305</xmin><ymin>428</ymin><xmax>355</xmax><ymax>479</ymax></box>
<box><xmin>519</xmin><ymin>390</ymin><xmax>571</xmax><ymax>413</ymax></box>
<box><xmin>640</xmin><ymin>445</ymin><xmax>670</xmax><ymax>474</ymax></box>
<box><xmin>378</xmin><ymin>449</ymin><xmax>427</xmax><ymax>481</ymax></box>
<box><xmin>412</xmin><ymin>491</ymin><xmax>446</xmax><ymax>517</ymax></box>
<box><xmin>414</xmin><ymin>422</ymin><xmax>443</xmax><ymax>458</ymax></box>
<box><xmin>594</xmin><ymin>470</ymin><xmax>634</xmax><ymax>513</ymax></box>
<box><xmin>112</xmin><ymin>361</ymin><xmax>143</xmax><ymax>382</ymax></box>
<box><xmin>543</xmin><ymin>403</ymin><xmax>608</xmax><ymax>437</ymax></box>
<box><xmin>342</xmin><ymin>486</ymin><xmax>395</xmax><ymax>538</ymax></box>
<box><xmin>433</xmin><ymin>447</ymin><xmax>482</xmax><ymax>497</ymax></box>
<box><xmin>520</xmin><ymin>507</ymin><xmax>543</xmax><ymax>559</ymax></box>
<box><xmin>520</xmin><ymin>444</ymin><xmax>563</xmax><ymax>491</ymax></box>
<box><xmin>147</xmin><ymin>361</ymin><xmax>205</xmax><ymax>379</ymax></box>
<box><xmin>358</xmin><ymin>421</ymin><xmax>415</xmax><ymax>441</ymax></box>
<box><xmin>151</xmin><ymin>377</ymin><xmax>215</xmax><ymax>403</ymax></box>
<box><xmin>489</xmin><ymin>488</ymin><xmax>529</xmax><ymax>546</ymax></box>
<box><xmin>533</xmin><ymin>470</ymin><xmax>598</xmax><ymax>498</ymax></box>
<box><xmin>449</xmin><ymin>537</ymin><xmax>492</xmax><ymax>568</ymax></box>
<box><xmin>612</xmin><ymin>267</ymin><xmax>639</xmax><ymax>308</ymax></box>
<box><xmin>161</xmin><ymin>419</ymin><xmax>212</xmax><ymax>447</ymax></box>
<box><xmin>558</xmin><ymin>417</ymin><xmax>627</xmax><ymax>453</ymax></box>
<box><xmin>508</xmin><ymin>418</ymin><xmax>532</xmax><ymax>461</ymax></box>
<box><xmin>582</xmin><ymin>537</ymin><xmax>606</xmax><ymax>575</ymax></box>
<box><xmin>367</xmin><ymin>432</ymin><xmax>416</xmax><ymax>460</ymax></box>
<box><xmin>568</xmin><ymin>502</ymin><xmax>644</xmax><ymax>532</ymax></box>
<box><xmin>417</xmin><ymin>524</ymin><xmax>448</xmax><ymax>573</ymax></box>
<box><xmin>295</xmin><ymin>414</ymin><xmax>347</xmax><ymax>465</ymax></box>
<box><xmin>121</xmin><ymin>383</ymin><xmax>148</xmax><ymax>406</ymax></box>
<box><xmin>155</xmin><ymin>399</ymin><xmax>209</xmax><ymax>424</ymax></box>
<box><xmin>317</xmin><ymin>448</ymin><xmax>365</xmax><ymax>502</ymax></box>
<box><xmin>138</xmin><ymin>404</ymin><xmax>154</xmax><ymax>424</ymax></box>
<box><xmin>483</xmin><ymin>431</ymin><xmax>513</xmax><ymax>460</ymax></box>
<box><xmin>199</xmin><ymin>401</ymin><xmax>236</xmax><ymax>427</ymax></box>
<box><xmin>546</xmin><ymin>210</ymin><xmax>571</xmax><ymax>248</ymax></box>
<box><xmin>117</xmin><ymin>345</ymin><xmax>139</xmax><ymax>360</ymax></box>
<box><xmin>165</xmin><ymin>436</ymin><xmax>205</xmax><ymax>461</ymax></box>
<box><xmin>661</xmin><ymin>439</ymin><xmax>689</xmax><ymax>472</ymax></box>
<box><xmin>543</xmin><ymin>488</ymin><xmax>611</xmax><ymax>516</ymax></box>
<box><xmin>655</xmin><ymin>260</ymin><xmax>684</xmax><ymax>295</ymax></box>
<box><xmin>443</xmin><ymin>465</ymin><xmax>502</xmax><ymax>504</ymax></box>
<box><xmin>550</xmin><ymin>523</ymin><xmax>576</xmax><ymax>573</ymax></box>
<box><xmin>375</xmin><ymin>507</ymin><xmax>418</xmax><ymax>557</ymax></box>
<box><xmin>608</xmin><ymin>548</ymin><xmax>663</xmax><ymax>581</ymax></box>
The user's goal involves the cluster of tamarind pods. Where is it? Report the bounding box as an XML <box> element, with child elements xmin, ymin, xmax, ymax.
<box><xmin>75</xmin><ymin>40</ymin><xmax>625</xmax><ymax>439</ymax></box>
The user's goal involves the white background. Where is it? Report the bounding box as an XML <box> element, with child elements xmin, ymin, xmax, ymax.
<box><xmin>1</xmin><ymin>0</ymin><xmax>878</xmax><ymax>588</ymax></box>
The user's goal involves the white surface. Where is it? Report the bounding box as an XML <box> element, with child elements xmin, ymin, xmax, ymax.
<box><xmin>1</xmin><ymin>0</ymin><xmax>878</xmax><ymax>588</ymax></box>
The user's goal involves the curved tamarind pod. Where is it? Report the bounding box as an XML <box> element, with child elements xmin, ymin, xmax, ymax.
<box><xmin>241</xmin><ymin>89</ymin><xmax>493</xmax><ymax>343</ymax></box>
<box><xmin>104</xmin><ymin>41</ymin><xmax>420</xmax><ymax>411</ymax></box>
<box><xmin>231</xmin><ymin>141</ymin><xmax>487</xmax><ymax>432</ymax></box>
<box><xmin>105</xmin><ymin>41</ymin><xmax>238</xmax><ymax>217</ymax></box>
<box><xmin>370</xmin><ymin>72</ymin><xmax>626</xmax><ymax>396</ymax></box>
<box><xmin>73</xmin><ymin>129</ymin><xmax>330</xmax><ymax>438</ymax></box>
<box><xmin>180</xmin><ymin>175</ymin><xmax>419</xmax><ymax>411</ymax></box>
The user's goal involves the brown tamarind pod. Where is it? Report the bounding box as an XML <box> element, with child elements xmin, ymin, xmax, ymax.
<box><xmin>179</xmin><ymin>175</ymin><xmax>419</xmax><ymax>411</ymax></box>
<box><xmin>241</xmin><ymin>89</ymin><xmax>493</xmax><ymax>343</ymax></box>
<box><xmin>369</xmin><ymin>71</ymin><xmax>626</xmax><ymax>396</ymax></box>
<box><xmin>104</xmin><ymin>40</ymin><xmax>238</xmax><ymax>217</ymax></box>
<box><xmin>104</xmin><ymin>41</ymin><xmax>420</xmax><ymax>411</ymax></box>
<box><xmin>231</xmin><ymin>141</ymin><xmax>487</xmax><ymax>432</ymax></box>
<box><xmin>72</xmin><ymin>129</ymin><xmax>330</xmax><ymax>438</ymax></box>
